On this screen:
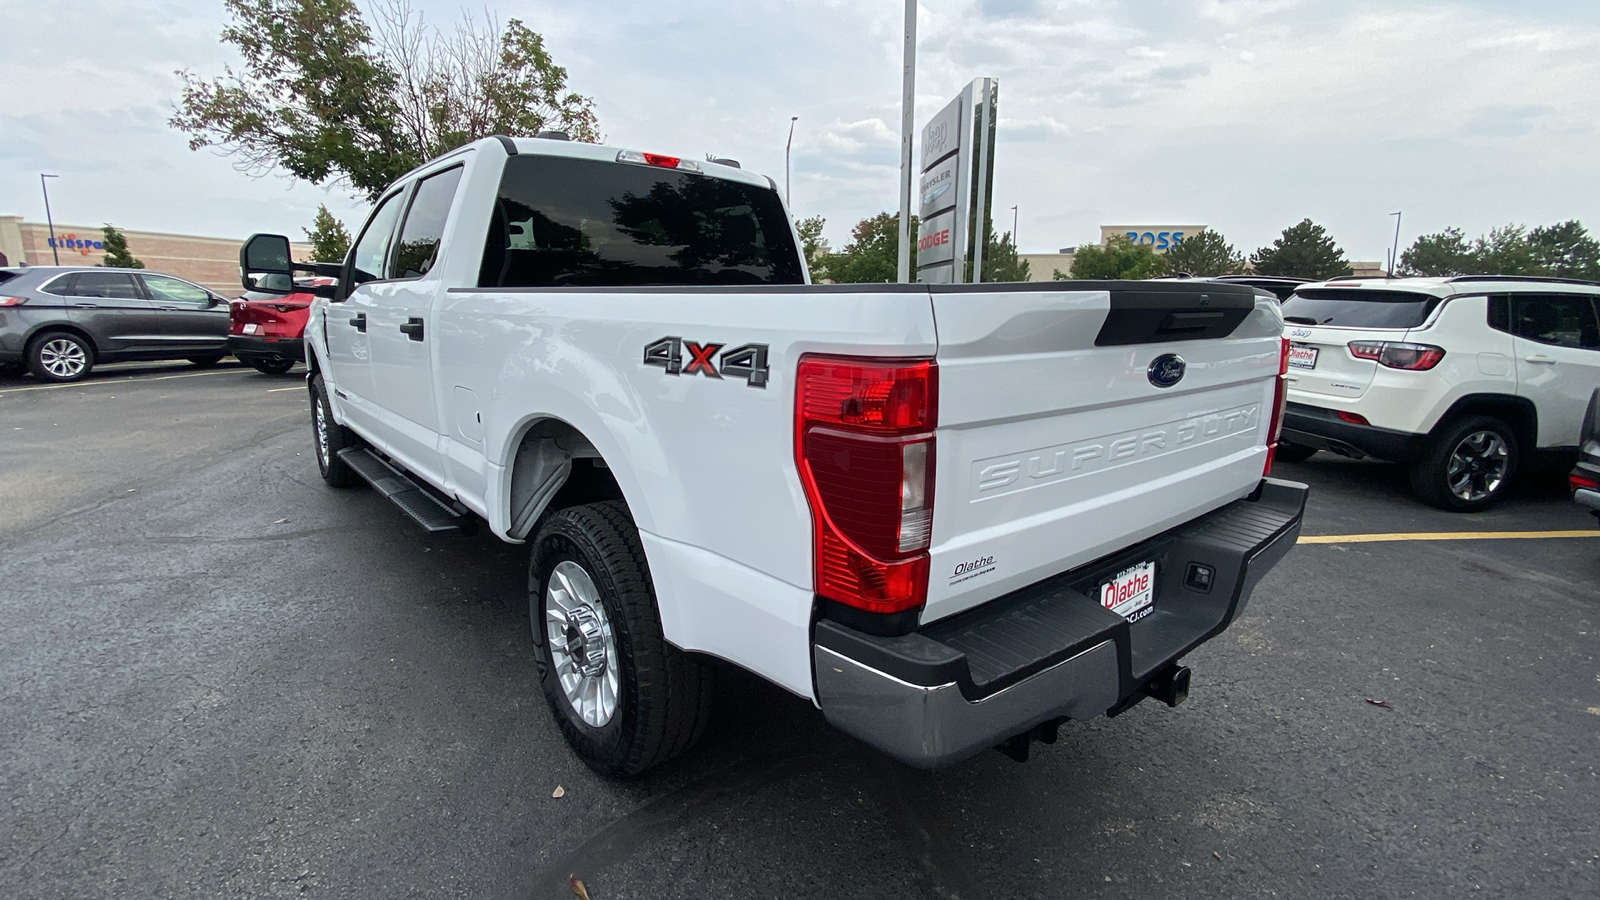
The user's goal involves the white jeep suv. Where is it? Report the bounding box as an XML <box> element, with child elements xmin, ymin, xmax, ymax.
<box><xmin>1277</xmin><ymin>276</ymin><xmax>1600</xmax><ymax>511</ymax></box>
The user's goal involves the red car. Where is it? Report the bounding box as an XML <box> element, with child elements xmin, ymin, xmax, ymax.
<box><xmin>227</xmin><ymin>278</ymin><xmax>327</xmax><ymax>374</ymax></box>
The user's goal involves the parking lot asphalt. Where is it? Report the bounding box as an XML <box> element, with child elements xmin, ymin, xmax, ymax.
<box><xmin>1</xmin><ymin>364</ymin><xmax>1596</xmax><ymax>900</ymax></box>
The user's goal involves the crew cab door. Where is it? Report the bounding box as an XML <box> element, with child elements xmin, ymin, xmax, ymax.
<box><xmin>365</xmin><ymin>163</ymin><xmax>465</xmax><ymax>486</ymax></box>
<box><xmin>329</xmin><ymin>187</ymin><xmax>407</xmax><ymax>444</ymax></box>
<box><xmin>1498</xmin><ymin>293</ymin><xmax>1600</xmax><ymax>447</ymax></box>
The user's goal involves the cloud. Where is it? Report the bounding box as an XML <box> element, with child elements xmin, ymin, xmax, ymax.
<box><xmin>1462</xmin><ymin>105</ymin><xmax>1554</xmax><ymax>137</ymax></box>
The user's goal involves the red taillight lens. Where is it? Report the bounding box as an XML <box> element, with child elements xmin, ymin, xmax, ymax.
<box><xmin>796</xmin><ymin>356</ymin><xmax>937</xmax><ymax>614</ymax></box>
<box><xmin>643</xmin><ymin>152</ymin><xmax>681</xmax><ymax>169</ymax></box>
<box><xmin>0</xmin><ymin>296</ymin><xmax>25</xmax><ymax>307</ymax></box>
<box><xmin>1337</xmin><ymin>410</ymin><xmax>1370</xmax><ymax>425</ymax></box>
<box><xmin>1349</xmin><ymin>341</ymin><xmax>1445</xmax><ymax>370</ymax></box>
<box><xmin>1264</xmin><ymin>338</ymin><xmax>1289</xmax><ymax>474</ymax></box>
<box><xmin>1572</xmin><ymin>474</ymin><xmax>1599</xmax><ymax>492</ymax></box>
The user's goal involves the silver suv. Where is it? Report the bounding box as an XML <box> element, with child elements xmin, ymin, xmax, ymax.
<box><xmin>0</xmin><ymin>267</ymin><xmax>232</xmax><ymax>382</ymax></box>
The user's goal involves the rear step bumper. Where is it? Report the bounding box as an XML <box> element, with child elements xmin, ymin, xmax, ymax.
<box><xmin>813</xmin><ymin>477</ymin><xmax>1308</xmax><ymax>769</ymax></box>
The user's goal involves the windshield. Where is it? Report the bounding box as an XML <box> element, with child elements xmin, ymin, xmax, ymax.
<box><xmin>480</xmin><ymin>155</ymin><xmax>804</xmax><ymax>287</ymax></box>
<box><xmin>1281</xmin><ymin>288</ymin><xmax>1441</xmax><ymax>329</ymax></box>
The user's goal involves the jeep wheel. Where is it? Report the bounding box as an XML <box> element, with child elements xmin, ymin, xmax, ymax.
<box><xmin>309</xmin><ymin>375</ymin><xmax>359</xmax><ymax>488</ymax></box>
<box><xmin>529</xmin><ymin>501</ymin><xmax>713</xmax><ymax>777</ymax></box>
<box><xmin>1410</xmin><ymin>415</ymin><xmax>1517</xmax><ymax>512</ymax></box>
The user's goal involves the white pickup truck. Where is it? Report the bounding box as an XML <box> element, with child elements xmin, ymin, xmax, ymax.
<box><xmin>240</xmin><ymin>134</ymin><xmax>1306</xmax><ymax>775</ymax></box>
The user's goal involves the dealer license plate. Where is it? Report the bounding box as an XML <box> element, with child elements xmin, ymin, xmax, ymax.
<box><xmin>1100</xmin><ymin>561</ymin><xmax>1155</xmax><ymax>623</ymax></box>
<box><xmin>1288</xmin><ymin>343</ymin><xmax>1318</xmax><ymax>370</ymax></box>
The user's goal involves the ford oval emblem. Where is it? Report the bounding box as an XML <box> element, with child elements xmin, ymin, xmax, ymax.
<box><xmin>1147</xmin><ymin>353</ymin><xmax>1186</xmax><ymax>388</ymax></box>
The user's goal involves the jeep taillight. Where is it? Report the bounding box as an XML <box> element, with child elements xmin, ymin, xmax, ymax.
<box><xmin>1265</xmin><ymin>337</ymin><xmax>1289</xmax><ymax>474</ymax></box>
<box><xmin>795</xmin><ymin>356</ymin><xmax>937</xmax><ymax>614</ymax></box>
<box><xmin>1348</xmin><ymin>341</ymin><xmax>1445</xmax><ymax>370</ymax></box>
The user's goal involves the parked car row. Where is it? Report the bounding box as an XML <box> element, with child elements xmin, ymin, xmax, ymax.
<box><xmin>0</xmin><ymin>265</ymin><xmax>316</xmax><ymax>382</ymax></box>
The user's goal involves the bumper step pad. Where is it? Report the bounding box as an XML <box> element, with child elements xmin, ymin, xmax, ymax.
<box><xmin>338</xmin><ymin>447</ymin><xmax>470</xmax><ymax>534</ymax></box>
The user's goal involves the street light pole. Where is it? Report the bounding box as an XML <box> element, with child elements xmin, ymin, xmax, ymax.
<box><xmin>1011</xmin><ymin>205</ymin><xmax>1018</xmax><ymax>250</ymax></box>
<box><xmin>40</xmin><ymin>174</ymin><xmax>60</xmax><ymax>265</ymax></box>
<box><xmin>895</xmin><ymin>0</ymin><xmax>917</xmax><ymax>283</ymax></box>
<box><xmin>785</xmin><ymin>116</ymin><xmax>798</xmax><ymax>209</ymax></box>
<box><xmin>1388</xmin><ymin>211</ymin><xmax>1402</xmax><ymax>278</ymax></box>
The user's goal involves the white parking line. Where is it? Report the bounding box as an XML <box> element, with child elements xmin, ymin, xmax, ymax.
<box><xmin>265</xmin><ymin>386</ymin><xmax>304</xmax><ymax>393</ymax></box>
<box><xmin>1301</xmin><ymin>530</ymin><xmax>1600</xmax><ymax>544</ymax></box>
<box><xmin>0</xmin><ymin>368</ymin><xmax>245</xmax><ymax>396</ymax></box>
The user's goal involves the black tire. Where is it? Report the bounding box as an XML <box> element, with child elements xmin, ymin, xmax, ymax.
<box><xmin>1273</xmin><ymin>442</ymin><xmax>1318</xmax><ymax>465</ymax></box>
<box><xmin>309</xmin><ymin>375</ymin><xmax>359</xmax><ymax>488</ymax></box>
<box><xmin>187</xmin><ymin>353</ymin><xmax>226</xmax><ymax>367</ymax></box>
<box><xmin>529</xmin><ymin>501</ymin><xmax>713</xmax><ymax>777</ymax></box>
<box><xmin>249</xmin><ymin>358</ymin><xmax>296</xmax><ymax>375</ymax></box>
<box><xmin>1409</xmin><ymin>415</ymin><xmax>1518</xmax><ymax>512</ymax></box>
<box><xmin>27</xmin><ymin>331</ymin><xmax>95</xmax><ymax>383</ymax></box>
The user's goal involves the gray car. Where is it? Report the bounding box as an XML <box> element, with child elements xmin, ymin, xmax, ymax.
<box><xmin>0</xmin><ymin>267</ymin><xmax>232</xmax><ymax>382</ymax></box>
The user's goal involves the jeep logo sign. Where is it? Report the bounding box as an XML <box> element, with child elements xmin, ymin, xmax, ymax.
<box><xmin>1147</xmin><ymin>354</ymin><xmax>1186</xmax><ymax>388</ymax></box>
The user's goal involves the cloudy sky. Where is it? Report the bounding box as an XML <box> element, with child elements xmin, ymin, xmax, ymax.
<box><xmin>3</xmin><ymin>0</ymin><xmax>1597</xmax><ymax>263</ymax></box>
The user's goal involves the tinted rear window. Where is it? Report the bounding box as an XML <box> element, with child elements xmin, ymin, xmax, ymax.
<box><xmin>1281</xmin><ymin>288</ymin><xmax>1440</xmax><ymax>329</ymax></box>
<box><xmin>480</xmin><ymin>155</ymin><xmax>804</xmax><ymax>287</ymax></box>
<box><xmin>0</xmin><ymin>271</ymin><xmax>17</xmax><ymax>286</ymax></box>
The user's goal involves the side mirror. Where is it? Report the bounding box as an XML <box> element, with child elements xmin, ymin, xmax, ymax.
<box><xmin>241</xmin><ymin>233</ymin><xmax>293</xmax><ymax>294</ymax></box>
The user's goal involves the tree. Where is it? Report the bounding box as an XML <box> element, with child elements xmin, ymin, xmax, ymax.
<box><xmin>1058</xmin><ymin>236</ymin><xmax>1165</xmax><ymax>280</ymax></box>
<box><xmin>304</xmin><ymin>205</ymin><xmax>352</xmax><ymax>263</ymax></box>
<box><xmin>172</xmin><ymin>0</ymin><xmax>599</xmax><ymax>201</ymax></box>
<box><xmin>981</xmin><ymin>225</ymin><xmax>1031</xmax><ymax>282</ymax></box>
<box><xmin>795</xmin><ymin>215</ymin><xmax>829</xmax><ymax>281</ymax></box>
<box><xmin>1164</xmin><ymin>229</ymin><xmax>1243</xmax><ymax>276</ymax></box>
<box><xmin>1469</xmin><ymin>225</ymin><xmax>1544</xmax><ymax>276</ymax></box>
<box><xmin>819</xmin><ymin>212</ymin><xmax>917</xmax><ymax>284</ymax></box>
<box><xmin>1398</xmin><ymin>227</ymin><xmax>1473</xmax><ymax>276</ymax></box>
<box><xmin>1528</xmin><ymin>220</ymin><xmax>1600</xmax><ymax>280</ymax></box>
<box><xmin>1250</xmin><ymin>219</ymin><xmax>1353</xmax><ymax>279</ymax></box>
<box><xmin>100</xmin><ymin>225</ymin><xmax>143</xmax><ymax>269</ymax></box>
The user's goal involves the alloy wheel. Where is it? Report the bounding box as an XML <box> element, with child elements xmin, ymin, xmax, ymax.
<box><xmin>1446</xmin><ymin>430</ymin><xmax>1509</xmax><ymax>502</ymax></box>
<box><xmin>39</xmin><ymin>338</ymin><xmax>88</xmax><ymax>379</ymax></box>
<box><xmin>545</xmin><ymin>560</ymin><xmax>620</xmax><ymax>728</ymax></box>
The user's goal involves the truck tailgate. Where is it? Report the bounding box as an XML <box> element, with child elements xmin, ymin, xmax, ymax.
<box><xmin>924</xmin><ymin>283</ymin><xmax>1284</xmax><ymax>623</ymax></box>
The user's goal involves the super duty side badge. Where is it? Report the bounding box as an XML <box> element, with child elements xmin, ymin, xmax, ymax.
<box><xmin>644</xmin><ymin>337</ymin><xmax>770</xmax><ymax>388</ymax></box>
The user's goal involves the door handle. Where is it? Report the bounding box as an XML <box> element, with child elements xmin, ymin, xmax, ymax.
<box><xmin>399</xmin><ymin>317</ymin><xmax>425</xmax><ymax>341</ymax></box>
<box><xmin>74</xmin><ymin>302</ymin><xmax>99</xmax><ymax>309</ymax></box>
<box><xmin>1524</xmin><ymin>355</ymin><xmax>1557</xmax><ymax>365</ymax></box>
<box><xmin>349</xmin><ymin>313</ymin><xmax>367</xmax><ymax>333</ymax></box>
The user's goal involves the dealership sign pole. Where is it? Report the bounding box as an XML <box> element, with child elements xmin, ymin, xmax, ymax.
<box><xmin>895</xmin><ymin>0</ymin><xmax>917</xmax><ymax>283</ymax></box>
<box><xmin>915</xmin><ymin>78</ymin><xmax>998</xmax><ymax>284</ymax></box>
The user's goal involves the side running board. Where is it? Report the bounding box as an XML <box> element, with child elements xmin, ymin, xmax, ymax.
<box><xmin>337</xmin><ymin>447</ymin><xmax>472</xmax><ymax>534</ymax></box>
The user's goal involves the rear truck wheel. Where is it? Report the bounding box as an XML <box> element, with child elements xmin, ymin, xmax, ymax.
<box><xmin>309</xmin><ymin>374</ymin><xmax>359</xmax><ymax>488</ymax></box>
<box><xmin>27</xmin><ymin>331</ymin><xmax>94</xmax><ymax>383</ymax></box>
<box><xmin>1273</xmin><ymin>442</ymin><xmax>1318</xmax><ymax>464</ymax></box>
<box><xmin>249</xmin><ymin>358</ymin><xmax>295</xmax><ymax>375</ymax></box>
<box><xmin>1410</xmin><ymin>415</ymin><xmax>1518</xmax><ymax>512</ymax></box>
<box><xmin>187</xmin><ymin>353</ymin><xmax>226</xmax><ymax>367</ymax></box>
<box><xmin>529</xmin><ymin>500</ymin><xmax>713</xmax><ymax>777</ymax></box>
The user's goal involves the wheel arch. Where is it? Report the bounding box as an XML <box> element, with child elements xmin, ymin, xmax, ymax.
<box><xmin>25</xmin><ymin>322</ymin><xmax>100</xmax><ymax>356</ymax></box>
<box><xmin>1432</xmin><ymin>393</ymin><xmax>1537</xmax><ymax>454</ymax></box>
<box><xmin>501</xmin><ymin>415</ymin><xmax>626</xmax><ymax>542</ymax></box>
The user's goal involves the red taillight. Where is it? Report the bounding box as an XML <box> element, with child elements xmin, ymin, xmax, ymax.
<box><xmin>643</xmin><ymin>152</ymin><xmax>680</xmax><ymax>169</ymax></box>
<box><xmin>0</xmin><ymin>296</ymin><xmax>25</xmax><ymax>307</ymax></box>
<box><xmin>1572</xmin><ymin>474</ymin><xmax>1599</xmax><ymax>492</ymax></box>
<box><xmin>1349</xmin><ymin>341</ymin><xmax>1445</xmax><ymax>370</ymax></box>
<box><xmin>1264</xmin><ymin>338</ymin><xmax>1289</xmax><ymax>474</ymax></box>
<box><xmin>796</xmin><ymin>356</ymin><xmax>937</xmax><ymax>614</ymax></box>
<box><xmin>1337</xmin><ymin>410</ymin><xmax>1370</xmax><ymax>425</ymax></box>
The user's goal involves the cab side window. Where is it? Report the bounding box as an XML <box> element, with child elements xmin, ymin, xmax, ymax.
<box><xmin>1511</xmin><ymin>294</ymin><xmax>1600</xmax><ymax>350</ymax></box>
<box><xmin>389</xmin><ymin>166</ymin><xmax>464</xmax><ymax>280</ymax></box>
<box><xmin>142</xmin><ymin>275</ymin><xmax>213</xmax><ymax>306</ymax></box>
<box><xmin>349</xmin><ymin>191</ymin><xmax>406</xmax><ymax>287</ymax></box>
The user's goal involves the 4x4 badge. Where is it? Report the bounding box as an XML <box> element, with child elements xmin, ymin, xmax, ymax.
<box><xmin>643</xmin><ymin>337</ymin><xmax>770</xmax><ymax>388</ymax></box>
<box><xmin>1147</xmin><ymin>353</ymin><xmax>1186</xmax><ymax>388</ymax></box>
